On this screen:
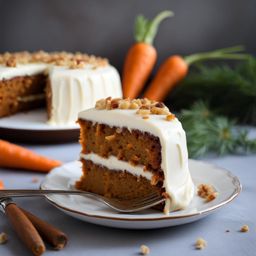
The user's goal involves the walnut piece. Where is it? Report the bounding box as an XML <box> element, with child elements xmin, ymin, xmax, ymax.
<box><xmin>0</xmin><ymin>232</ymin><xmax>8</xmax><ymax>244</ymax></box>
<box><xmin>240</xmin><ymin>225</ymin><xmax>249</xmax><ymax>232</ymax></box>
<box><xmin>140</xmin><ymin>245</ymin><xmax>150</xmax><ymax>255</ymax></box>
<box><xmin>197</xmin><ymin>184</ymin><xmax>217</xmax><ymax>202</ymax></box>
<box><xmin>166</xmin><ymin>113</ymin><xmax>175</xmax><ymax>121</ymax></box>
<box><xmin>195</xmin><ymin>238</ymin><xmax>207</xmax><ymax>250</ymax></box>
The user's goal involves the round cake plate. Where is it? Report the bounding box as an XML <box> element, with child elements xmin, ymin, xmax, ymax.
<box><xmin>0</xmin><ymin>110</ymin><xmax>79</xmax><ymax>143</ymax></box>
<box><xmin>41</xmin><ymin>160</ymin><xmax>241</xmax><ymax>229</ymax></box>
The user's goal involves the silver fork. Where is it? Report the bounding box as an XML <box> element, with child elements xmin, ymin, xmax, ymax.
<box><xmin>0</xmin><ymin>189</ymin><xmax>165</xmax><ymax>213</ymax></box>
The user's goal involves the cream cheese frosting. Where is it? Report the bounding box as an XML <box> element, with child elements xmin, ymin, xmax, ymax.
<box><xmin>78</xmin><ymin>107</ymin><xmax>195</xmax><ymax>213</ymax></box>
<box><xmin>80</xmin><ymin>153</ymin><xmax>153</xmax><ymax>180</ymax></box>
<box><xmin>0</xmin><ymin>63</ymin><xmax>48</xmax><ymax>80</ymax></box>
<box><xmin>0</xmin><ymin>63</ymin><xmax>122</xmax><ymax>125</ymax></box>
<box><xmin>47</xmin><ymin>65</ymin><xmax>122</xmax><ymax>125</ymax></box>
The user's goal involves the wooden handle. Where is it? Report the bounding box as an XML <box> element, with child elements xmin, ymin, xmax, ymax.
<box><xmin>21</xmin><ymin>208</ymin><xmax>68</xmax><ymax>250</ymax></box>
<box><xmin>5</xmin><ymin>203</ymin><xmax>45</xmax><ymax>256</ymax></box>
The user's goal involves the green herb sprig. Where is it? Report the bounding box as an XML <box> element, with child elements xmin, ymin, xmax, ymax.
<box><xmin>170</xmin><ymin>57</ymin><xmax>256</xmax><ymax>125</ymax></box>
<box><xmin>178</xmin><ymin>101</ymin><xmax>256</xmax><ymax>158</ymax></box>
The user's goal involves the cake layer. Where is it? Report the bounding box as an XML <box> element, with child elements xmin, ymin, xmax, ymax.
<box><xmin>78</xmin><ymin>104</ymin><xmax>195</xmax><ymax>212</ymax></box>
<box><xmin>76</xmin><ymin>159</ymin><xmax>162</xmax><ymax>200</ymax></box>
<box><xmin>0</xmin><ymin>74</ymin><xmax>46</xmax><ymax>117</ymax></box>
<box><xmin>78</xmin><ymin>119</ymin><xmax>162</xmax><ymax>171</ymax></box>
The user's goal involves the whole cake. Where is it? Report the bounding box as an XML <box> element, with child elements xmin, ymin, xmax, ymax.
<box><xmin>76</xmin><ymin>97</ymin><xmax>194</xmax><ymax>214</ymax></box>
<box><xmin>0</xmin><ymin>51</ymin><xmax>122</xmax><ymax>125</ymax></box>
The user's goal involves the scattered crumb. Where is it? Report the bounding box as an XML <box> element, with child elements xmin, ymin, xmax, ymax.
<box><xmin>0</xmin><ymin>232</ymin><xmax>8</xmax><ymax>244</ymax></box>
<box><xmin>240</xmin><ymin>225</ymin><xmax>249</xmax><ymax>232</ymax></box>
<box><xmin>195</xmin><ymin>238</ymin><xmax>207</xmax><ymax>250</ymax></box>
<box><xmin>140</xmin><ymin>245</ymin><xmax>150</xmax><ymax>255</ymax></box>
<box><xmin>31</xmin><ymin>177</ymin><xmax>39</xmax><ymax>183</ymax></box>
<box><xmin>197</xmin><ymin>184</ymin><xmax>217</xmax><ymax>202</ymax></box>
<box><xmin>142</xmin><ymin>116</ymin><xmax>149</xmax><ymax>120</ymax></box>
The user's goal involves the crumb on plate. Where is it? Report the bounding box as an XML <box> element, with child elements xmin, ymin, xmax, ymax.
<box><xmin>140</xmin><ymin>244</ymin><xmax>150</xmax><ymax>255</ymax></box>
<box><xmin>0</xmin><ymin>232</ymin><xmax>8</xmax><ymax>244</ymax></box>
<box><xmin>195</xmin><ymin>238</ymin><xmax>207</xmax><ymax>250</ymax></box>
<box><xmin>240</xmin><ymin>225</ymin><xmax>249</xmax><ymax>232</ymax></box>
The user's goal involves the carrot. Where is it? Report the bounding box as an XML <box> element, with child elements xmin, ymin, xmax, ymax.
<box><xmin>0</xmin><ymin>180</ymin><xmax>4</xmax><ymax>189</ymax></box>
<box><xmin>143</xmin><ymin>46</ymin><xmax>250</xmax><ymax>101</ymax></box>
<box><xmin>122</xmin><ymin>10</ymin><xmax>174</xmax><ymax>99</ymax></box>
<box><xmin>0</xmin><ymin>140</ymin><xmax>62</xmax><ymax>172</ymax></box>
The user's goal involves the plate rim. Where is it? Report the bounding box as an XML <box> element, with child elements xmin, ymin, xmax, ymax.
<box><xmin>41</xmin><ymin>160</ymin><xmax>242</xmax><ymax>222</ymax></box>
<box><xmin>0</xmin><ymin>109</ymin><xmax>79</xmax><ymax>131</ymax></box>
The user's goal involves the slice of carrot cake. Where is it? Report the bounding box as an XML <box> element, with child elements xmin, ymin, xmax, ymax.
<box><xmin>76</xmin><ymin>98</ymin><xmax>194</xmax><ymax>214</ymax></box>
<box><xmin>0</xmin><ymin>51</ymin><xmax>122</xmax><ymax>125</ymax></box>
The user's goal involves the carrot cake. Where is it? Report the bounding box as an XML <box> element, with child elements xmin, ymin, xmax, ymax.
<box><xmin>76</xmin><ymin>98</ymin><xmax>194</xmax><ymax>213</ymax></box>
<box><xmin>0</xmin><ymin>51</ymin><xmax>122</xmax><ymax>125</ymax></box>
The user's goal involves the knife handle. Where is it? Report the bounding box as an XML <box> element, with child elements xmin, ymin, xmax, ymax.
<box><xmin>5</xmin><ymin>203</ymin><xmax>45</xmax><ymax>256</ymax></box>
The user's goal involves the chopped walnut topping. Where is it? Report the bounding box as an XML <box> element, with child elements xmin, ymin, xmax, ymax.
<box><xmin>0</xmin><ymin>232</ymin><xmax>8</xmax><ymax>244</ymax></box>
<box><xmin>240</xmin><ymin>225</ymin><xmax>249</xmax><ymax>232</ymax></box>
<box><xmin>166</xmin><ymin>113</ymin><xmax>175</xmax><ymax>121</ymax></box>
<box><xmin>197</xmin><ymin>184</ymin><xmax>217</xmax><ymax>202</ymax></box>
<box><xmin>136</xmin><ymin>109</ymin><xmax>150</xmax><ymax>116</ymax></box>
<box><xmin>105</xmin><ymin>134</ymin><xmax>116</xmax><ymax>141</ymax></box>
<box><xmin>0</xmin><ymin>51</ymin><xmax>108</xmax><ymax>69</ymax></box>
<box><xmin>140</xmin><ymin>245</ymin><xmax>150</xmax><ymax>255</ymax></box>
<box><xmin>94</xmin><ymin>98</ymin><xmax>176</xmax><ymax>120</ymax></box>
<box><xmin>6</xmin><ymin>57</ymin><xmax>16</xmax><ymax>67</ymax></box>
<box><xmin>155</xmin><ymin>102</ymin><xmax>165</xmax><ymax>108</ymax></box>
<box><xmin>95</xmin><ymin>99</ymin><xmax>107</xmax><ymax>110</ymax></box>
<box><xmin>150</xmin><ymin>106</ymin><xmax>169</xmax><ymax>115</ymax></box>
<box><xmin>119</xmin><ymin>99</ymin><xmax>130</xmax><ymax>109</ymax></box>
<box><xmin>195</xmin><ymin>238</ymin><xmax>207</xmax><ymax>250</ymax></box>
<box><xmin>130</xmin><ymin>102</ymin><xmax>139</xmax><ymax>109</ymax></box>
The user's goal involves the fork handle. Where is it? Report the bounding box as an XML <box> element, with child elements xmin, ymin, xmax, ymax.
<box><xmin>0</xmin><ymin>189</ymin><xmax>94</xmax><ymax>198</ymax></box>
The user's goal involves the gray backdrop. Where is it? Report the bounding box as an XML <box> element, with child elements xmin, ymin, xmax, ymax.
<box><xmin>0</xmin><ymin>0</ymin><xmax>255</xmax><ymax>72</ymax></box>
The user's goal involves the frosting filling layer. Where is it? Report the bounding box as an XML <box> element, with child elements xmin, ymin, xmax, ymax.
<box><xmin>80</xmin><ymin>153</ymin><xmax>153</xmax><ymax>180</ymax></box>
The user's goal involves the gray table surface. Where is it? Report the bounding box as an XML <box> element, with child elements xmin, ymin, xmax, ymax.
<box><xmin>0</xmin><ymin>142</ymin><xmax>255</xmax><ymax>256</ymax></box>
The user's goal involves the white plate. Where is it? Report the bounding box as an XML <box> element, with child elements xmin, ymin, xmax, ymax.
<box><xmin>0</xmin><ymin>110</ymin><xmax>79</xmax><ymax>143</ymax></box>
<box><xmin>0</xmin><ymin>109</ymin><xmax>78</xmax><ymax>130</ymax></box>
<box><xmin>41</xmin><ymin>160</ymin><xmax>241</xmax><ymax>229</ymax></box>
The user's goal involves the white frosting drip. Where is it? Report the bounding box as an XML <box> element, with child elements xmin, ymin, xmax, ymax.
<box><xmin>0</xmin><ymin>63</ymin><xmax>122</xmax><ymax>125</ymax></box>
<box><xmin>47</xmin><ymin>65</ymin><xmax>122</xmax><ymax>125</ymax></box>
<box><xmin>78</xmin><ymin>108</ymin><xmax>195</xmax><ymax>213</ymax></box>
<box><xmin>80</xmin><ymin>153</ymin><xmax>153</xmax><ymax>180</ymax></box>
